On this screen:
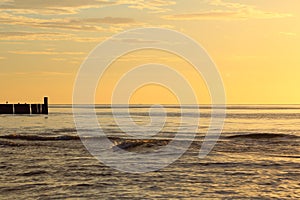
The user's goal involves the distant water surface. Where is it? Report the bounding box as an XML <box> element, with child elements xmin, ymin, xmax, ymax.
<box><xmin>0</xmin><ymin>105</ymin><xmax>299</xmax><ymax>199</ymax></box>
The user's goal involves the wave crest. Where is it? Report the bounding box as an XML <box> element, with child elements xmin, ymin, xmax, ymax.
<box><xmin>112</xmin><ymin>138</ymin><xmax>170</xmax><ymax>151</ymax></box>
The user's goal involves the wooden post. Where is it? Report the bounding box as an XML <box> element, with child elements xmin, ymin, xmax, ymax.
<box><xmin>42</xmin><ymin>97</ymin><xmax>48</xmax><ymax>115</ymax></box>
<box><xmin>38</xmin><ymin>104</ymin><xmax>42</xmax><ymax>114</ymax></box>
<box><xmin>31</xmin><ymin>104</ymin><xmax>40</xmax><ymax>114</ymax></box>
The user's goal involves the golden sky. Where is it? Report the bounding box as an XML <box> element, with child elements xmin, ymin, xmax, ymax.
<box><xmin>0</xmin><ymin>0</ymin><xmax>299</xmax><ymax>104</ymax></box>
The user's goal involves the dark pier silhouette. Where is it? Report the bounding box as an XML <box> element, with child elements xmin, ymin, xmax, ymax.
<box><xmin>14</xmin><ymin>104</ymin><xmax>30</xmax><ymax>114</ymax></box>
<box><xmin>0</xmin><ymin>97</ymin><xmax>48</xmax><ymax>115</ymax></box>
<box><xmin>0</xmin><ymin>104</ymin><xmax>13</xmax><ymax>114</ymax></box>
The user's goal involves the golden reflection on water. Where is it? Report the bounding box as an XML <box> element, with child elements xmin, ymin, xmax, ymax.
<box><xmin>0</xmin><ymin>105</ymin><xmax>299</xmax><ymax>198</ymax></box>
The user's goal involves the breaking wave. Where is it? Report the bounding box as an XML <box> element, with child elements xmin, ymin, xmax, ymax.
<box><xmin>112</xmin><ymin>138</ymin><xmax>170</xmax><ymax>151</ymax></box>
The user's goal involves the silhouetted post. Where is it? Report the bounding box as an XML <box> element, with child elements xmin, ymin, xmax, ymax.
<box><xmin>38</xmin><ymin>104</ymin><xmax>42</xmax><ymax>114</ymax></box>
<box><xmin>31</xmin><ymin>104</ymin><xmax>39</xmax><ymax>114</ymax></box>
<box><xmin>42</xmin><ymin>97</ymin><xmax>48</xmax><ymax>115</ymax></box>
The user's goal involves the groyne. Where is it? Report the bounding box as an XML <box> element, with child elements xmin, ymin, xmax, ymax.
<box><xmin>0</xmin><ymin>97</ymin><xmax>48</xmax><ymax>115</ymax></box>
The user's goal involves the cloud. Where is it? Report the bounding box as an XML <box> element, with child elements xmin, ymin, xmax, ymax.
<box><xmin>0</xmin><ymin>0</ymin><xmax>14</xmax><ymax>6</ymax></box>
<box><xmin>0</xmin><ymin>0</ymin><xmax>116</xmax><ymax>14</ymax></box>
<box><xmin>208</xmin><ymin>0</ymin><xmax>248</xmax><ymax>10</ymax></box>
<box><xmin>8</xmin><ymin>50</ymin><xmax>86</xmax><ymax>55</ymax></box>
<box><xmin>51</xmin><ymin>55</ymin><xmax>86</xmax><ymax>64</ymax></box>
<box><xmin>0</xmin><ymin>31</ymin><xmax>73</xmax><ymax>41</ymax></box>
<box><xmin>0</xmin><ymin>1</ymin><xmax>171</xmax><ymax>42</ymax></box>
<box><xmin>0</xmin><ymin>56</ymin><xmax>6</xmax><ymax>60</ymax></box>
<box><xmin>0</xmin><ymin>31</ymin><xmax>107</xmax><ymax>43</ymax></box>
<box><xmin>164</xmin><ymin>11</ymin><xmax>238</xmax><ymax>20</ymax></box>
<box><xmin>0</xmin><ymin>13</ymin><xmax>137</xmax><ymax>32</ymax></box>
<box><xmin>164</xmin><ymin>0</ymin><xmax>292</xmax><ymax>21</ymax></box>
<box><xmin>72</xmin><ymin>17</ymin><xmax>136</xmax><ymax>24</ymax></box>
<box><xmin>164</xmin><ymin>9</ymin><xmax>291</xmax><ymax>20</ymax></box>
<box><xmin>14</xmin><ymin>71</ymin><xmax>72</xmax><ymax>77</ymax></box>
<box><xmin>0</xmin><ymin>0</ymin><xmax>176</xmax><ymax>14</ymax></box>
<box><xmin>0</xmin><ymin>70</ymin><xmax>72</xmax><ymax>78</ymax></box>
<box><xmin>122</xmin><ymin>0</ymin><xmax>176</xmax><ymax>13</ymax></box>
<box><xmin>112</xmin><ymin>38</ymin><xmax>161</xmax><ymax>44</ymax></box>
<box><xmin>279</xmin><ymin>32</ymin><xmax>297</xmax><ymax>37</ymax></box>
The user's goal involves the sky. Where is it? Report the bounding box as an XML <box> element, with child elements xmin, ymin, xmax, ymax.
<box><xmin>0</xmin><ymin>0</ymin><xmax>299</xmax><ymax>104</ymax></box>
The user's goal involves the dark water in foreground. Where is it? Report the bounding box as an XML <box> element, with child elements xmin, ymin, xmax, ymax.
<box><xmin>0</xmin><ymin>105</ymin><xmax>299</xmax><ymax>199</ymax></box>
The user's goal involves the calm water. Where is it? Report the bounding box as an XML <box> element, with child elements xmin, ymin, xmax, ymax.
<box><xmin>0</xmin><ymin>105</ymin><xmax>299</xmax><ymax>199</ymax></box>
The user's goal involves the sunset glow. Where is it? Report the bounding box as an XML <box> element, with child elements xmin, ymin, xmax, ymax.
<box><xmin>1</xmin><ymin>0</ymin><xmax>299</xmax><ymax>104</ymax></box>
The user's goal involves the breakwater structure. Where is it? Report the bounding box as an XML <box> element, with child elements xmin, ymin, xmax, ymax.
<box><xmin>0</xmin><ymin>97</ymin><xmax>48</xmax><ymax>115</ymax></box>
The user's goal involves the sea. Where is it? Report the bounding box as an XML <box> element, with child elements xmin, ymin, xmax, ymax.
<box><xmin>0</xmin><ymin>105</ymin><xmax>299</xmax><ymax>199</ymax></box>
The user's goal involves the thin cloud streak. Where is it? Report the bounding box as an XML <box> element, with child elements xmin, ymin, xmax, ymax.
<box><xmin>279</xmin><ymin>32</ymin><xmax>297</xmax><ymax>37</ymax></box>
<box><xmin>164</xmin><ymin>0</ymin><xmax>292</xmax><ymax>21</ymax></box>
<box><xmin>0</xmin><ymin>31</ymin><xmax>73</xmax><ymax>41</ymax></box>
<box><xmin>0</xmin><ymin>13</ymin><xmax>138</xmax><ymax>32</ymax></box>
<box><xmin>0</xmin><ymin>0</ymin><xmax>116</xmax><ymax>14</ymax></box>
<box><xmin>0</xmin><ymin>0</ymin><xmax>176</xmax><ymax>14</ymax></box>
<box><xmin>164</xmin><ymin>10</ymin><xmax>292</xmax><ymax>21</ymax></box>
<box><xmin>0</xmin><ymin>31</ymin><xmax>106</xmax><ymax>42</ymax></box>
<box><xmin>122</xmin><ymin>0</ymin><xmax>176</xmax><ymax>13</ymax></box>
<box><xmin>8</xmin><ymin>50</ymin><xmax>86</xmax><ymax>55</ymax></box>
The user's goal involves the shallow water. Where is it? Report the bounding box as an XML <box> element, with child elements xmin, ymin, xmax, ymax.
<box><xmin>0</xmin><ymin>105</ymin><xmax>299</xmax><ymax>199</ymax></box>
